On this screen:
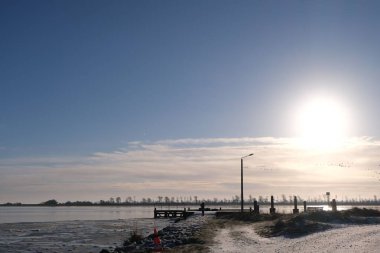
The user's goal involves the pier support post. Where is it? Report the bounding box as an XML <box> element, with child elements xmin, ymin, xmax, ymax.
<box><xmin>331</xmin><ymin>199</ymin><xmax>337</xmax><ymax>212</ymax></box>
<box><xmin>253</xmin><ymin>200</ymin><xmax>260</xmax><ymax>214</ymax></box>
<box><xmin>154</xmin><ymin>208</ymin><xmax>157</xmax><ymax>218</ymax></box>
<box><xmin>293</xmin><ymin>196</ymin><xmax>299</xmax><ymax>214</ymax></box>
<box><xmin>303</xmin><ymin>201</ymin><xmax>307</xmax><ymax>212</ymax></box>
<box><xmin>270</xmin><ymin>195</ymin><xmax>276</xmax><ymax>214</ymax></box>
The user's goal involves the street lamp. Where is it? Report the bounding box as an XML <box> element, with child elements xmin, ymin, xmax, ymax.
<box><xmin>241</xmin><ymin>153</ymin><xmax>254</xmax><ymax>212</ymax></box>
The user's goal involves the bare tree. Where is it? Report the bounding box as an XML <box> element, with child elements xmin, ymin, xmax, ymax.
<box><xmin>125</xmin><ymin>196</ymin><xmax>132</xmax><ymax>203</ymax></box>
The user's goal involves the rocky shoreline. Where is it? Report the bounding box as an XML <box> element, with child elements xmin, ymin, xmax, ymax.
<box><xmin>101</xmin><ymin>214</ymin><xmax>211</xmax><ymax>253</ymax></box>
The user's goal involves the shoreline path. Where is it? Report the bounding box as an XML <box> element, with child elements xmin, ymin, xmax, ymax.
<box><xmin>209</xmin><ymin>224</ymin><xmax>380</xmax><ymax>253</ymax></box>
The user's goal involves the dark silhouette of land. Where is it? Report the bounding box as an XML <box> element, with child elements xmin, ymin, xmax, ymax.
<box><xmin>1</xmin><ymin>194</ymin><xmax>379</xmax><ymax>207</ymax></box>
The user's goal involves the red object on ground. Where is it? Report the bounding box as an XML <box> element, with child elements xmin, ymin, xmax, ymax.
<box><xmin>153</xmin><ymin>227</ymin><xmax>161</xmax><ymax>245</ymax></box>
<box><xmin>154</xmin><ymin>236</ymin><xmax>161</xmax><ymax>245</ymax></box>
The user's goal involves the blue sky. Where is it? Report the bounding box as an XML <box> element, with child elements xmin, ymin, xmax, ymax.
<box><xmin>1</xmin><ymin>1</ymin><xmax>380</xmax><ymax>202</ymax></box>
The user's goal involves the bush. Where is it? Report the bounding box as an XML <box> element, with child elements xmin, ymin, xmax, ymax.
<box><xmin>41</xmin><ymin>199</ymin><xmax>58</xmax><ymax>206</ymax></box>
<box><xmin>124</xmin><ymin>228</ymin><xmax>143</xmax><ymax>246</ymax></box>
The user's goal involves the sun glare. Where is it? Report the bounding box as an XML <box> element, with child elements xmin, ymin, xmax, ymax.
<box><xmin>295</xmin><ymin>95</ymin><xmax>349</xmax><ymax>150</ymax></box>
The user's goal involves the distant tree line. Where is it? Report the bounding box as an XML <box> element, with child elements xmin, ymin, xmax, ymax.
<box><xmin>1</xmin><ymin>194</ymin><xmax>379</xmax><ymax>206</ymax></box>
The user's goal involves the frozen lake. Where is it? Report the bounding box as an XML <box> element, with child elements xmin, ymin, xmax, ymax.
<box><xmin>0</xmin><ymin>206</ymin><xmax>156</xmax><ymax>223</ymax></box>
<box><xmin>1</xmin><ymin>205</ymin><xmax>379</xmax><ymax>223</ymax></box>
<box><xmin>0</xmin><ymin>206</ymin><xmax>173</xmax><ymax>253</ymax></box>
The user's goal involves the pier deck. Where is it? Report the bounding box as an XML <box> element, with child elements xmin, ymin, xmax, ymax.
<box><xmin>154</xmin><ymin>208</ymin><xmax>194</xmax><ymax>219</ymax></box>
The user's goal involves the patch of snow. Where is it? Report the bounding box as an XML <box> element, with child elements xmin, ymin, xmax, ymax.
<box><xmin>209</xmin><ymin>224</ymin><xmax>380</xmax><ymax>253</ymax></box>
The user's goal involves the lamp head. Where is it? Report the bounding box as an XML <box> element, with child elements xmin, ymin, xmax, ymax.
<box><xmin>242</xmin><ymin>153</ymin><xmax>254</xmax><ymax>159</ymax></box>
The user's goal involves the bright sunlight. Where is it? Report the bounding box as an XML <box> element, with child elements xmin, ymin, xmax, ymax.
<box><xmin>295</xmin><ymin>95</ymin><xmax>350</xmax><ymax>150</ymax></box>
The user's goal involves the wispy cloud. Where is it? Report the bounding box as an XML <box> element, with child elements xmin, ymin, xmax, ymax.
<box><xmin>0</xmin><ymin>137</ymin><xmax>379</xmax><ymax>203</ymax></box>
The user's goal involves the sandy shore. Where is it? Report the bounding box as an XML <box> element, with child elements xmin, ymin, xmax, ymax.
<box><xmin>208</xmin><ymin>224</ymin><xmax>380</xmax><ymax>253</ymax></box>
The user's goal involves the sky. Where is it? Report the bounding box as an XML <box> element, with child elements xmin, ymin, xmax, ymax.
<box><xmin>1</xmin><ymin>0</ymin><xmax>380</xmax><ymax>203</ymax></box>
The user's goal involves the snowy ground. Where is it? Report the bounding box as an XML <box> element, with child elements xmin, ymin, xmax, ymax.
<box><xmin>209</xmin><ymin>224</ymin><xmax>380</xmax><ymax>253</ymax></box>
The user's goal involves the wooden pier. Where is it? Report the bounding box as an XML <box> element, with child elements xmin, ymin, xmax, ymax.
<box><xmin>154</xmin><ymin>208</ymin><xmax>194</xmax><ymax>219</ymax></box>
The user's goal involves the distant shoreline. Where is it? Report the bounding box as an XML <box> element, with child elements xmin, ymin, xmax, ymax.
<box><xmin>2</xmin><ymin>202</ymin><xmax>380</xmax><ymax>207</ymax></box>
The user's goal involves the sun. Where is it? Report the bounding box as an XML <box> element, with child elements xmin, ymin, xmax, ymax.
<box><xmin>295</xmin><ymin>95</ymin><xmax>349</xmax><ymax>150</ymax></box>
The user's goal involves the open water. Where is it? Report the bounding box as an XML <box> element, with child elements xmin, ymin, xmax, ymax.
<box><xmin>0</xmin><ymin>206</ymin><xmax>155</xmax><ymax>223</ymax></box>
<box><xmin>1</xmin><ymin>205</ymin><xmax>379</xmax><ymax>223</ymax></box>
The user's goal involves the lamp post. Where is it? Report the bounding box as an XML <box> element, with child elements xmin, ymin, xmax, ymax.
<box><xmin>241</xmin><ymin>153</ymin><xmax>254</xmax><ymax>212</ymax></box>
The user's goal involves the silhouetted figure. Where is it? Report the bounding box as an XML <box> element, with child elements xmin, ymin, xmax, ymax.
<box><xmin>253</xmin><ymin>200</ymin><xmax>260</xmax><ymax>214</ymax></box>
<box><xmin>200</xmin><ymin>202</ymin><xmax>205</xmax><ymax>216</ymax></box>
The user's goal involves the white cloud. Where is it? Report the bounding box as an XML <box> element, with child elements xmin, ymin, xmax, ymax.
<box><xmin>0</xmin><ymin>137</ymin><xmax>379</xmax><ymax>203</ymax></box>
